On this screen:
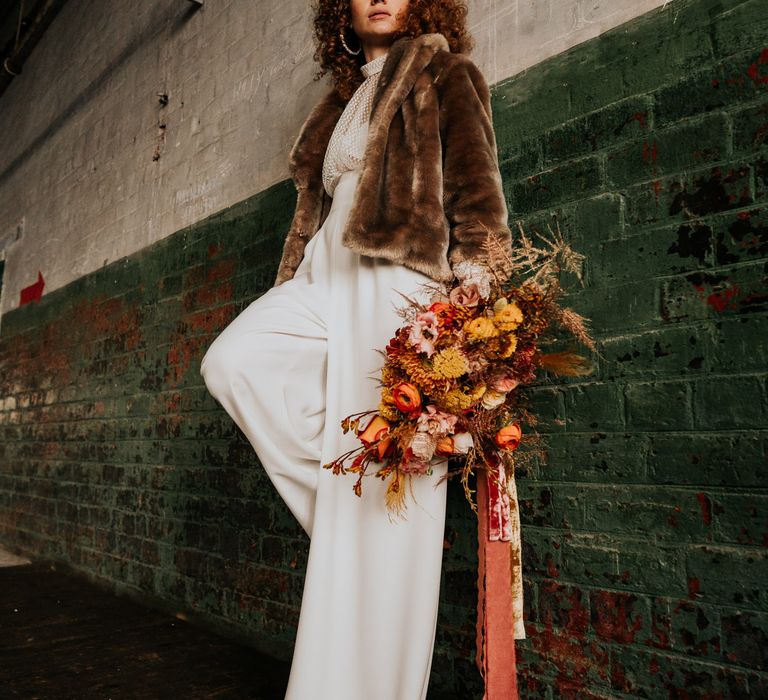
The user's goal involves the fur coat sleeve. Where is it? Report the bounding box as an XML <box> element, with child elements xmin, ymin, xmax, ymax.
<box><xmin>438</xmin><ymin>57</ymin><xmax>512</xmax><ymax>269</ymax></box>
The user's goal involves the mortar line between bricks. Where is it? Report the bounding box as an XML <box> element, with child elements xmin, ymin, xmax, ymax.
<box><xmin>521</xmin><ymin>480</ymin><xmax>768</xmax><ymax>493</ymax></box>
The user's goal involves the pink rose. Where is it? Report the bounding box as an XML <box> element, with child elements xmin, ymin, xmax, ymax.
<box><xmin>416</xmin><ymin>404</ymin><xmax>458</xmax><ymax>436</ymax></box>
<box><xmin>449</xmin><ymin>282</ymin><xmax>482</xmax><ymax>307</ymax></box>
<box><xmin>408</xmin><ymin>311</ymin><xmax>440</xmax><ymax>356</ymax></box>
<box><xmin>489</xmin><ymin>370</ymin><xmax>520</xmax><ymax>393</ymax></box>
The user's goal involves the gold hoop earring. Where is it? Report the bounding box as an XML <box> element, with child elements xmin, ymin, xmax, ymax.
<box><xmin>340</xmin><ymin>26</ymin><xmax>361</xmax><ymax>55</ymax></box>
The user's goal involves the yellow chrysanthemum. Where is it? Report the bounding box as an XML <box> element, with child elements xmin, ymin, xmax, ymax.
<box><xmin>440</xmin><ymin>383</ymin><xmax>487</xmax><ymax>412</ymax></box>
<box><xmin>493</xmin><ymin>301</ymin><xmax>524</xmax><ymax>332</ymax></box>
<box><xmin>431</xmin><ymin>347</ymin><xmax>469</xmax><ymax>379</ymax></box>
<box><xmin>396</xmin><ymin>353</ymin><xmax>452</xmax><ymax>396</ymax></box>
<box><xmin>464</xmin><ymin>316</ymin><xmax>498</xmax><ymax>341</ymax></box>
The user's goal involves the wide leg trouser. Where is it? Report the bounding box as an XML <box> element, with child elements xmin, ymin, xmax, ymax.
<box><xmin>200</xmin><ymin>169</ymin><xmax>450</xmax><ymax>700</ymax></box>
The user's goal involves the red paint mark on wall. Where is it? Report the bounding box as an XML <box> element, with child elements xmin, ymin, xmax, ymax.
<box><xmin>746</xmin><ymin>47</ymin><xmax>768</xmax><ymax>86</ymax></box>
<box><xmin>166</xmin><ymin>335</ymin><xmax>208</xmax><ymax>387</ymax></box>
<box><xmin>183</xmin><ymin>259</ymin><xmax>236</xmax><ymax>311</ymax></box>
<box><xmin>706</xmin><ymin>284</ymin><xmax>740</xmax><ymax>311</ymax></box>
<box><xmin>642</xmin><ymin>139</ymin><xmax>658</xmax><ymax>165</ymax></box>
<box><xmin>695</xmin><ymin>492</ymin><xmax>712</xmax><ymax>525</ymax></box>
<box><xmin>667</xmin><ymin>504</ymin><xmax>681</xmax><ymax>528</ymax></box>
<box><xmin>631</xmin><ymin>112</ymin><xmax>649</xmax><ymax>129</ymax></box>
<box><xmin>19</xmin><ymin>271</ymin><xmax>45</xmax><ymax>306</ymax></box>
<box><xmin>591</xmin><ymin>590</ymin><xmax>644</xmax><ymax>644</ymax></box>
<box><xmin>690</xmin><ymin>277</ymin><xmax>744</xmax><ymax>312</ymax></box>
<box><xmin>183</xmin><ymin>305</ymin><xmax>237</xmax><ymax>336</ymax></box>
<box><xmin>164</xmin><ymin>392</ymin><xmax>181</xmax><ymax>412</ymax></box>
<box><xmin>546</xmin><ymin>555</ymin><xmax>560</xmax><ymax>579</ymax></box>
<box><xmin>687</xmin><ymin>577</ymin><xmax>701</xmax><ymax>599</ymax></box>
<box><xmin>208</xmin><ymin>242</ymin><xmax>221</xmax><ymax>258</ymax></box>
<box><xmin>527</xmin><ymin>581</ymin><xmax>609</xmax><ymax>694</ymax></box>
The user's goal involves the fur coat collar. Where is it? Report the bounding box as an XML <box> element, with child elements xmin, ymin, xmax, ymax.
<box><xmin>274</xmin><ymin>32</ymin><xmax>511</xmax><ymax>287</ymax></box>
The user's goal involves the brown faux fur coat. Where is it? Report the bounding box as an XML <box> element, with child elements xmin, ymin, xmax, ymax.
<box><xmin>273</xmin><ymin>32</ymin><xmax>511</xmax><ymax>287</ymax></box>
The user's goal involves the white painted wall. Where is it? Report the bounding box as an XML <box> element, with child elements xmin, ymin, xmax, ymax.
<box><xmin>0</xmin><ymin>0</ymin><xmax>671</xmax><ymax>315</ymax></box>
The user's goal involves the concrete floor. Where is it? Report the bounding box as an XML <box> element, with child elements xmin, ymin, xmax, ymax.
<box><xmin>0</xmin><ymin>545</ymin><xmax>291</xmax><ymax>699</ymax></box>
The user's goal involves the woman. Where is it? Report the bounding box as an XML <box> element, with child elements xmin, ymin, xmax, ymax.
<box><xmin>200</xmin><ymin>1</ymin><xmax>511</xmax><ymax>698</ymax></box>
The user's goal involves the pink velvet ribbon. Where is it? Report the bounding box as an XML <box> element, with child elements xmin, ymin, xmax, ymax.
<box><xmin>475</xmin><ymin>452</ymin><xmax>520</xmax><ymax>700</ymax></box>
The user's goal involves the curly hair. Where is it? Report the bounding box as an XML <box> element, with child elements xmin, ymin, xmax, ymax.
<box><xmin>310</xmin><ymin>0</ymin><xmax>474</xmax><ymax>101</ymax></box>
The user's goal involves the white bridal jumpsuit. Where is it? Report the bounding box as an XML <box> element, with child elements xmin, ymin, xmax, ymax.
<box><xmin>200</xmin><ymin>52</ymin><xmax>450</xmax><ymax>700</ymax></box>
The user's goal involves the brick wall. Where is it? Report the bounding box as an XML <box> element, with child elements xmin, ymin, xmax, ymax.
<box><xmin>0</xmin><ymin>0</ymin><xmax>665</xmax><ymax>318</ymax></box>
<box><xmin>495</xmin><ymin>0</ymin><xmax>767</xmax><ymax>695</ymax></box>
<box><xmin>1</xmin><ymin>0</ymin><xmax>766</xmax><ymax>696</ymax></box>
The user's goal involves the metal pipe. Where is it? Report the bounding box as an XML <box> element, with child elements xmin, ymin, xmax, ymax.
<box><xmin>0</xmin><ymin>0</ymin><xmax>70</xmax><ymax>98</ymax></box>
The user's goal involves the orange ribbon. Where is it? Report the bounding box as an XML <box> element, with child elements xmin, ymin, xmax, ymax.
<box><xmin>475</xmin><ymin>457</ymin><xmax>519</xmax><ymax>700</ymax></box>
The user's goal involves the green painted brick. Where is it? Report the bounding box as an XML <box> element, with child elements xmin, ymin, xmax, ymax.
<box><xmin>712</xmin><ymin>205</ymin><xmax>768</xmax><ymax>266</ymax></box>
<box><xmin>685</xmin><ymin>545</ymin><xmax>768</xmax><ymax>610</ymax></box>
<box><xmin>654</xmin><ymin>48</ymin><xmax>768</xmax><ymax>126</ymax></box>
<box><xmin>733</xmin><ymin>101</ymin><xmax>768</xmax><ymax>154</ymax></box>
<box><xmin>583</xmin><ymin>485</ymin><xmax>714</xmax><ymax>543</ymax></box>
<box><xmin>524</xmin><ymin>385</ymin><xmax>566</xmax><ymax>433</ymax></box>
<box><xmin>561</xmin><ymin>381</ymin><xmax>625</xmax><ymax>432</ymax></box>
<box><xmin>624</xmin><ymin>379</ymin><xmax>694</xmax><ymax>430</ymax></box>
<box><xmin>513</xmin><ymin>203</ymin><xmax>579</xmax><ymax>250</ymax></box>
<box><xmin>712</xmin><ymin>0</ymin><xmax>768</xmax><ymax>58</ymax></box>
<box><xmin>517</xmin><ymin>481</ymin><xmax>557</xmax><ymax>529</ymax></box>
<box><xmin>720</xmin><ymin>609</ymin><xmax>768</xmax><ymax>670</ymax></box>
<box><xmin>551</xmin><ymin>484</ymin><xmax>590</xmax><ymax>530</ymax></box>
<box><xmin>616</xmin><ymin>545</ymin><xmax>688</xmax><ymax>597</ymax></box>
<box><xmin>542</xmin><ymin>95</ymin><xmax>653</xmax><ymax>166</ymax></box>
<box><xmin>710</xmin><ymin>315</ymin><xmax>768</xmax><ymax>372</ymax></box>
<box><xmin>537</xmin><ymin>581</ymin><xmax>591</xmax><ymax>636</ymax></box>
<box><xmin>670</xmin><ymin>600</ymin><xmax>723</xmax><ymax>660</ymax></box>
<box><xmin>521</xmin><ymin>529</ymin><xmax>563</xmax><ymax>578</ymax></box>
<box><xmin>606</xmin><ymin>113</ymin><xmax>731</xmax><ymax>188</ymax></box>
<box><xmin>566</xmin><ymin>51</ymin><xmax>628</xmax><ymax>118</ymax></box>
<box><xmin>566</xmin><ymin>279</ymin><xmax>660</xmax><ymax>333</ymax></box>
<box><xmin>509</xmin><ymin>155</ymin><xmax>604</xmax><ymax>215</ymax></box>
<box><xmin>589</xmin><ymin>224</ymin><xmax>715</xmax><ymax>288</ymax></box>
<box><xmin>537</xmin><ymin>432</ymin><xmax>647</xmax><ymax>482</ymax></box>
<box><xmin>756</xmin><ymin>155</ymin><xmax>768</xmax><ymax>198</ymax></box>
<box><xmin>497</xmin><ymin>135</ymin><xmax>543</xmax><ymax>179</ymax></box>
<box><xmin>600</xmin><ymin>325</ymin><xmax>712</xmax><ymax>378</ymax></box>
<box><xmin>559</xmin><ymin>535</ymin><xmax>620</xmax><ymax>587</ymax></box>
<box><xmin>574</xmin><ymin>192</ymin><xmax>626</xmax><ymax>243</ymax></box>
<box><xmin>693</xmin><ymin>375</ymin><xmax>766</xmax><ymax>429</ymax></box>
<box><xmin>659</xmin><ymin>261</ymin><xmax>768</xmax><ymax>323</ymax></box>
<box><xmin>617</xmin><ymin>10</ymin><xmax>716</xmax><ymax>97</ymax></box>
<box><xmin>493</xmin><ymin>68</ymin><xmax>572</xmax><ymax>145</ymax></box>
<box><xmin>712</xmin><ymin>493</ymin><xmax>768</xmax><ymax>546</ymax></box>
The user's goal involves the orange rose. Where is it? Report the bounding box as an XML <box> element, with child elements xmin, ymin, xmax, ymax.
<box><xmin>429</xmin><ymin>301</ymin><xmax>453</xmax><ymax>315</ymax></box>
<box><xmin>357</xmin><ymin>414</ymin><xmax>393</xmax><ymax>460</ymax></box>
<box><xmin>435</xmin><ymin>435</ymin><xmax>454</xmax><ymax>456</ymax></box>
<box><xmin>392</xmin><ymin>382</ymin><xmax>422</xmax><ymax>413</ymax></box>
<box><xmin>494</xmin><ymin>422</ymin><xmax>522</xmax><ymax>450</ymax></box>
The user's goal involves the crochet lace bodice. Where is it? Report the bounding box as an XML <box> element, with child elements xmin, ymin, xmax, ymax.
<box><xmin>321</xmin><ymin>52</ymin><xmax>388</xmax><ymax>198</ymax></box>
